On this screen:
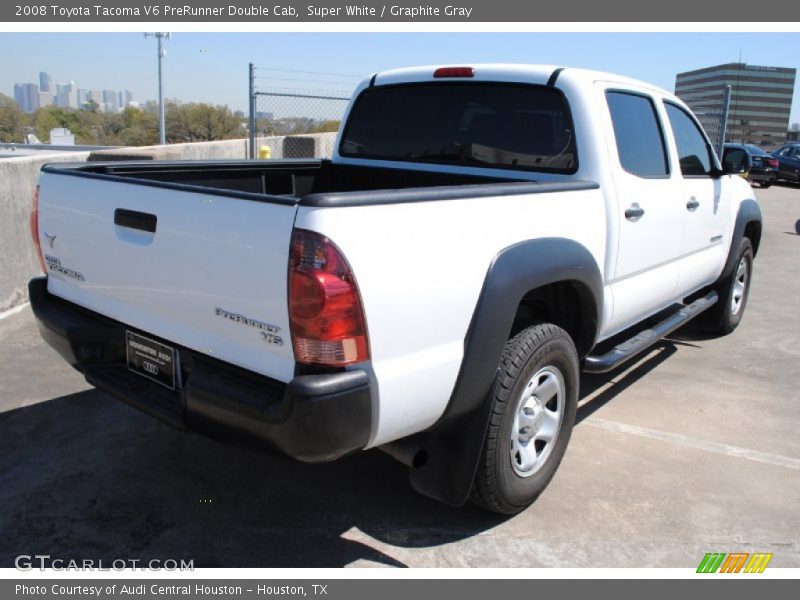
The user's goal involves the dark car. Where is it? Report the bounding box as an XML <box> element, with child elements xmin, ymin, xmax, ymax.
<box><xmin>723</xmin><ymin>143</ymin><xmax>778</xmax><ymax>188</ymax></box>
<box><xmin>771</xmin><ymin>143</ymin><xmax>800</xmax><ymax>184</ymax></box>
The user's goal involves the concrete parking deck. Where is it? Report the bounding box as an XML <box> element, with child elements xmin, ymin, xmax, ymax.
<box><xmin>0</xmin><ymin>185</ymin><xmax>798</xmax><ymax>568</ymax></box>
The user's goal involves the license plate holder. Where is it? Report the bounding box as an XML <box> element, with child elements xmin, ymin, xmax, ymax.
<box><xmin>126</xmin><ymin>331</ymin><xmax>176</xmax><ymax>390</ymax></box>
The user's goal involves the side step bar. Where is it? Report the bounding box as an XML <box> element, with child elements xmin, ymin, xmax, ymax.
<box><xmin>584</xmin><ymin>291</ymin><xmax>718</xmax><ymax>373</ymax></box>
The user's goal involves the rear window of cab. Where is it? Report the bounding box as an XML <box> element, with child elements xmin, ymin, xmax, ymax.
<box><xmin>340</xmin><ymin>83</ymin><xmax>578</xmax><ymax>174</ymax></box>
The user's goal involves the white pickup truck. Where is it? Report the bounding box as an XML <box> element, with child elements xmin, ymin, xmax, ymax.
<box><xmin>29</xmin><ymin>64</ymin><xmax>761</xmax><ymax>514</ymax></box>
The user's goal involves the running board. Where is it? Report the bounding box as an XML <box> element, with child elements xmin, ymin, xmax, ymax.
<box><xmin>584</xmin><ymin>291</ymin><xmax>718</xmax><ymax>374</ymax></box>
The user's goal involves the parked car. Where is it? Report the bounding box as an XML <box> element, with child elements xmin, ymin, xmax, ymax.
<box><xmin>771</xmin><ymin>143</ymin><xmax>800</xmax><ymax>183</ymax></box>
<box><xmin>29</xmin><ymin>64</ymin><xmax>761</xmax><ymax>514</ymax></box>
<box><xmin>723</xmin><ymin>143</ymin><xmax>777</xmax><ymax>188</ymax></box>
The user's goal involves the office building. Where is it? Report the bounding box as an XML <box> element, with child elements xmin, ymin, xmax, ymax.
<box><xmin>39</xmin><ymin>71</ymin><xmax>52</xmax><ymax>93</ymax></box>
<box><xmin>56</xmin><ymin>82</ymin><xmax>78</xmax><ymax>109</ymax></box>
<box><xmin>103</xmin><ymin>89</ymin><xmax>119</xmax><ymax>113</ymax></box>
<box><xmin>37</xmin><ymin>90</ymin><xmax>53</xmax><ymax>109</ymax></box>
<box><xmin>14</xmin><ymin>83</ymin><xmax>39</xmax><ymax>112</ymax></box>
<box><xmin>675</xmin><ymin>63</ymin><xmax>796</xmax><ymax>147</ymax></box>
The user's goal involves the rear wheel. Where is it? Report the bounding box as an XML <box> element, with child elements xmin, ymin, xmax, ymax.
<box><xmin>470</xmin><ymin>324</ymin><xmax>578</xmax><ymax>515</ymax></box>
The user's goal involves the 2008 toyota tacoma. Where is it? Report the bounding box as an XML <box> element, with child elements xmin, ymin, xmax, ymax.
<box><xmin>28</xmin><ymin>64</ymin><xmax>761</xmax><ymax>514</ymax></box>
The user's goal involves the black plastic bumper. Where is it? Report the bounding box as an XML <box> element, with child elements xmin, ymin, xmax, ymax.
<box><xmin>747</xmin><ymin>168</ymin><xmax>776</xmax><ymax>183</ymax></box>
<box><xmin>28</xmin><ymin>277</ymin><xmax>373</xmax><ymax>463</ymax></box>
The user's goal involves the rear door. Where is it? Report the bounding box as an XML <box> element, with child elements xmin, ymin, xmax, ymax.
<box><xmin>599</xmin><ymin>85</ymin><xmax>685</xmax><ymax>334</ymax></box>
<box><xmin>37</xmin><ymin>170</ymin><xmax>299</xmax><ymax>382</ymax></box>
<box><xmin>662</xmin><ymin>101</ymin><xmax>729</xmax><ymax>293</ymax></box>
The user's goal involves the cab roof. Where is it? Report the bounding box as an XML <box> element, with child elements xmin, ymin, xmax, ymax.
<box><xmin>372</xmin><ymin>63</ymin><xmax>672</xmax><ymax>96</ymax></box>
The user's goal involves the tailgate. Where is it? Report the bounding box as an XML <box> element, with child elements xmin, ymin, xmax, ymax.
<box><xmin>37</xmin><ymin>170</ymin><xmax>298</xmax><ymax>383</ymax></box>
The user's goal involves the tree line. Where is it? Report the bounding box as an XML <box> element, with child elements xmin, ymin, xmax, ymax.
<box><xmin>0</xmin><ymin>93</ymin><xmax>341</xmax><ymax>146</ymax></box>
<box><xmin>0</xmin><ymin>93</ymin><xmax>247</xmax><ymax>146</ymax></box>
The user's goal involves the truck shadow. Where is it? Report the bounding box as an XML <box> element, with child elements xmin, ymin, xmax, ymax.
<box><xmin>1</xmin><ymin>330</ymin><xmax>701</xmax><ymax>568</ymax></box>
<box><xmin>577</xmin><ymin>341</ymin><xmax>677</xmax><ymax>423</ymax></box>
<box><xmin>0</xmin><ymin>389</ymin><xmax>502</xmax><ymax>568</ymax></box>
<box><xmin>577</xmin><ymin>313</ymin><xmax>718</xmax><ymax>423</ymax></box>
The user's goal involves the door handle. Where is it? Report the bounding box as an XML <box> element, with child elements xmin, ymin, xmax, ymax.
<box><xmin>114</xmin><ymin>209</ymin><xmax>157</xmax><ymax>233</ymax></box>
<box><xmin>686</xmin><ymin>198</ymin><xmax>700</xmax><ymax>211</ymax></box>
<box><xmin>624</xmin><ymin>204</ymin><xmax>645</xmax><ymax>220</ymax></box>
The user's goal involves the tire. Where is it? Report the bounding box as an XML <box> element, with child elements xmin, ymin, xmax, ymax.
<box><xmin>708</xmin><ymin>237</ymin><xmax>754</xmax><ymax>335</ymax></box>
<box><xmin>759</xmin><ymin>181</ymin><xmax>772</xmax><ymax>189</ymax></box>
<box><xmin>470</xmin><ymin>323</ymin><xmax>579</xmax><ymax>515</ymax></box>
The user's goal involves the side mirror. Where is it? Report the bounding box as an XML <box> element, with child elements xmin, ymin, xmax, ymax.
<box><xmin>721</xmin><ymin>147</ymin><xmax>752</xmax><ymax>175</ymax></box>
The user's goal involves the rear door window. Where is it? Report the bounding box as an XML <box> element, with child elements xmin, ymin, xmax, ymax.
<box><xmin>340</xmin><ymin>83</ymin><xmax>578</xmax><ymax>173</ymax></box>
<box><xmin>606</xmin><ymin>91</ymin><xmax>669</xmax><ymax>178</ymax></box>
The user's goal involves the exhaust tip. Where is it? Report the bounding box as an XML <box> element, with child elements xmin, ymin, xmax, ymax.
<box><xmin>411</xmin><ymin>449</ymin><xmax>428</xmax><ymax>469</ymax></box>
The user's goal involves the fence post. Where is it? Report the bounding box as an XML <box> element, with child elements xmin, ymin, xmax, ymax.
<box><xmin>248</xmin><ymin>62</ymin><xmax>256</xmax><ymax>160</ymax></box>
<box><xmin>718</xmin><ymin>85</ymin><xmax>731</xmax><ymax>160</ymax></box>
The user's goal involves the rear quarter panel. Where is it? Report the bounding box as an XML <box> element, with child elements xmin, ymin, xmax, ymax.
<box><xmin>296</xmin><ymin>188</ymin><xmax>606</xmax><ymax>447</ymax></box>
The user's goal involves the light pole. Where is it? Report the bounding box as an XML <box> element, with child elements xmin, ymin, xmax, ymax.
<box><xmin>249</xmin><ymin>62</ymin><xmax>255</xmax><ymax>159</ymax></box>
<box><xmin>145</xmin><ymin>32</ymin><xmax>170</xmax><ymax>145</ymax></box>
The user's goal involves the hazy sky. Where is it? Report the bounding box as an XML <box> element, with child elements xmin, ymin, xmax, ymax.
<box><xmin>1</xmin><ymin>32</ymin><xmax>798</xmax><ymax>122</ymax></box>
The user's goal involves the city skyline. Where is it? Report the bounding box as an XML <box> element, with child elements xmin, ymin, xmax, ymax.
<box><xmin>1</xmin><ymin>32</ymin><xmax>798</xmax><ymax>123</ymax></box>
<box><xmin>13</xmin><ymin>70</ymin><xmax>136</xmax><ymax>113</ymax></box>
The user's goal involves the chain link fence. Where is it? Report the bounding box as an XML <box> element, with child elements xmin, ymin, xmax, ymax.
<box><xmin>692</xmin><ymin>106</ymin><xmax>726</xmax><ymax>151</ymax></box>
<box><xmin>249</xmin><ymin>65</ymin><xmax>359</xmax><ymax>159</ymax></box>
<box><xmin>248</xmin><ymin>66</ymin><xmax>736</xmax><ymax>161</ymax></box>
<box><xmin>675</xmin><ymin>85</ymin><xmax>732</xmax><ymax>156</ymax></box>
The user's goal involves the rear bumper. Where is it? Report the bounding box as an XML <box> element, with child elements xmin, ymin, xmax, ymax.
<box><xmin>747</xmin><ymin>168</ymin><xmax>776</xmax><ymax>183</ymax></box>
<box><xmin>28</xmin><ymin>277</ymin><xmax>372</xmax><ymax>463</ymax></box>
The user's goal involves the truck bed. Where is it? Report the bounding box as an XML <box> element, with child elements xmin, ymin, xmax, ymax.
<box><xmin>36</xmin><ymin>157</ymin><xmax>599</xmax><ymax>386</ymax></box>
<box><xmin>41</xmin><ymin>159</ymin><xmax>596</xmax><ymax>208</ymax></box>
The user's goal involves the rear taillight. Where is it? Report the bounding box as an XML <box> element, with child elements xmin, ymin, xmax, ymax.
<box><xmin>30</xmin><ymin>185</ymin><xmax>46</xmax><ymax>274</ymax></box>
<box><xmin>288</xmin><ymin>229</ymin><xmax>369</xmax><ymax>367</ymax></box>
<box><xmin>767</xmin><ymin>158</ymin><xmax>779</xmax><ymax>168</ymax></box>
